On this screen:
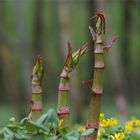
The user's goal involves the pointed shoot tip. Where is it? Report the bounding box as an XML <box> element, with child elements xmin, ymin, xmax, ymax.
<box><xmin>35</xmin><ymin>55</ymin><xmax>42</xmax><ymax>64</ymax></box>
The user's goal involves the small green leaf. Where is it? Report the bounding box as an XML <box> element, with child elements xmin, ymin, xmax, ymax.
<box><xmin>3</xmin><ymin>127</ymin><xmax>14</xmax><ymax>140</ymax></box>
<box><xmin>23</xmin><ymin>119</ymin><xmax>48</xmax><ymax>132</ymax></box>
<box><xmin>36</xmin><ymin>109</ymin><xmax>58</xmax><ymax>128</ymax></box>
<box><xmin>81</xmin><ymin>128</ymin><xmax>95</xmax><ymax>136</ymax></box>
<box><xmin>64</xmin><ymin>130</ymin><xmax>81</xmax><ymax>140</ymax></box>
<box><xmin>9</xmin><ymin>117</ymin><xmax>16</xmax><ymax>123</ymax></box>
<box><xmin>36</xmin><ymin>113</ymin><xmax>48</xmax><ymax>125</ymax></box>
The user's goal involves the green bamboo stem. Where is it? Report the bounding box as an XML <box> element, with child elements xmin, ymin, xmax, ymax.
<box><xmin>57</xmin><ymin>75</ymin><xmax>70</xmax><ymax>126</ymax></box>
<box><xmin>57</xmin><ymin>42</ymin><xmax>88</xmax><ymax>126</ymax></box>
<box><xmin>85</xmin><ymin>11</ymin><xmax>117</xmax><ymax>140</ymax></box>
<box><xmin>29</xmin><ymin>55</ymin><xmax>43</xmax><ymax>121</ymax></box>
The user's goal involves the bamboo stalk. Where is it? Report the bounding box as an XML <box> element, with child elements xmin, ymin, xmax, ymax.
<box><xmin>57</xmin><ymin>42</ymin><xmax>88</xmax><ymax>126</ymax></box>
<box><xmin>84</xmin><ymin>11</ymin><xmax>117</xmax><ymax>140</ymax></box>
<box><xmin>28</xmin><ymin>55</ymin><xmax>43</xmax><ymax>121</ymax></box>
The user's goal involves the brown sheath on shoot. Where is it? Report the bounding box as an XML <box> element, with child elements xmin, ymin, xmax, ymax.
<box><xmin>29</xmin><ymin>55</ymin><xmax>43</xmax><ymax>121</ymax></box>
<box><xmin>57</xmin><ymin>42</ymin><xmax>88</xmax><ymax>126</ymax></box>
<box><xmin>84</xmin><ymin>11</ymin><xmax>117</xmax><ymax>140</ymax></box>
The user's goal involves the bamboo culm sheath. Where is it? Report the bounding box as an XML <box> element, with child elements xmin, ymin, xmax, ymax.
<box><xmin>29</xmin><ymin>55</ymin><xmax>44</xmax><ymax>121</ymax></box>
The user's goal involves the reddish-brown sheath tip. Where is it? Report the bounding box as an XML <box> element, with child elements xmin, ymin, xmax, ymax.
<box><xmin>35</xmin><ymin>55</ymin><xmax>42</xmax><ymax>64</ymax></box>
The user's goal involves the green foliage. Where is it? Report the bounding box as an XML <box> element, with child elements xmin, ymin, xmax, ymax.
<box><xmin>1</xmin><ymin>110</ymin><xmax>140</xmax><ymax>140</ymax></box>
<box><xmin>81</xmin><ymin>128</ymin><xmax>94</xmax><ymax>136</ymax></box>
<box><xmin>0</xmin><ymin>109</ymin><xmax>86</xmax><ymax>140</ymax></box>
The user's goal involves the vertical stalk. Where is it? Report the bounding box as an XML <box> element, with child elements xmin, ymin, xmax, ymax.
<box><xmin>57</xmin><ymin>71</ymin><xmax>70</xmax><ymax>126</ymax></box>
<box><xmin>85</xmin><ymin>11</ymin><xmax>117</xmax><ymax>140</ymax></box>
<box><xmin>29</xmin><ymin>55</ymin><xmax>43</xmax><ymax>121</ymax></box>
<box><xmin>57</xmin><ymin>42</ymin><xmax>88</xmax><ymax>126</ymax></box>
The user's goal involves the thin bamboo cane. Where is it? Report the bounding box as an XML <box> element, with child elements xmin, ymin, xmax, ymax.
<box><xmin>57</xmin><ymin>42</ymin><xmax>88</xmax><ymax>126</ymax></box>
<box><xmin>84</xmin><ymin>11</ymin><xmax>117</xmax><ymax>140</ymax></box>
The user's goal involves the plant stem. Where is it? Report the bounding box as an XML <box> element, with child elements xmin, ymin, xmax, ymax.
<box><xmin>85</xmin><ymin>11</ymin><xmax>117</xmax><ymax>140</ymax></box>
<box><xmin>57</xmin><ymin>72</ymin><xmax>70</xmax><ymax>126</ymax></box>
<box><xmin>29</xmin><ymin>55</ymin><xmax>43</xmax><ymax>121</ymax></box>
<box><xmin>57</xmin><ymin>42</ymin><xmax>88</xmax><ymax>126</ymax></box>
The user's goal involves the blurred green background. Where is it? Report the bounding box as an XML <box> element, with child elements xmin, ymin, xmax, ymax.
<box><xmin>0</xmin><ymin>0</ymin><xmax>140</xmax><ymax>127</ymax></box>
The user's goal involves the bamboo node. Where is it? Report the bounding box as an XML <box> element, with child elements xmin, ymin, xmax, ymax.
<box><xmin>60</xmin><ymin>68</ymin><xmax>71</xmax><ymax>79</ymax></box>
<box><xmin>57</xmin><ymin>106</ymin><xmax>70</xmax><ymax>116</ymax></box>
<box><xmin>91</xmin><ymin>87</ymin><xmax>103</xmax><ymax>95</ymax></box>
<box><xmin>32</xmin><ymin>84</ymin><xmax>42</xmax><ymax>93</ymax></box>
<box><xmin>94</xmin><ymin>61</ymin><xmax>105</xmax><ymax>69</ymax></box>
<box><xmin>31</xmin><ymin>101</ymin><xmax>42</xmax><ymax>111</ymax></box>
<box><xmin>86</xmin><ymin>122</ymin><xmax>99</xmax><ymax>129</ymax></box>
<box><xmin>59</xmin><ymin>83</ymin><xmax>70</xmax><ymax>91</ymax></box>
<box><xmin>94</xmin><ymin>49</ymin><xmax>104</xmax><ymax>54</ymax></box>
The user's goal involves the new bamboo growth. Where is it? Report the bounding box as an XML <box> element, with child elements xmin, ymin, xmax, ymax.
<box><xmin>57</xmin><ymin>42</ymin><xmax>88</xmax><ymax>126</ymax></box>
<box><xmin>84</xmin><ymin>11</ymin><xmax>117</xmax><ymax>140</ymax></box>
<box><xmin>29</xmin><ymin>55</ymin><xmax>44</xmax><ymax>121</ymax></box>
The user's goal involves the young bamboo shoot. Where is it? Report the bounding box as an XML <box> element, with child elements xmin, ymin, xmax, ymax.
<box><xmin>85</xmin><ymin>11</ymin><xmax>117</xmax><ymax>140</ymax></box>
<box><xmin>29</xmin><ymin>55</ymin><xmax>43</xmax><ymax>121</ymax></box>
<box><xmin>57</xmin><ymin>42</ymin><xmax>88</xmax><ymax>126</ymax></box>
